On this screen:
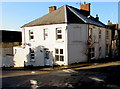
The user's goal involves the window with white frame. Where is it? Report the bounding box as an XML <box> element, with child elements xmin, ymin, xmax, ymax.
<box><xmin>89</xmin><ymin>48</ymin><xmax>95</xmax><ymax>59</ymax></box>
<box><xmin>55</xmin><ymin>48</ymin><xmax>64</xmax><ymax>61</ymax></box>
<box><xmin>89</xmin><ymin>28</ymin><xmax>92</xmax><ymax>40</ymax></box>
<box><xmin>29</xmin><ymin>30</ymin><xmax>34</xmax><ymax>40</ymax></box>
<box><xmin>44</xmin><ymin>29</ymin><xmax>48</xmax><ymax>40</ymax></box>
<box><xmin>106</xmin><ymin>30</ymin><xmax>109</xmax><ymax>40</ymax></box>
<box><xmin>99</xmin><ymin>30</ymin><xmax>102</xmax><ymax>39</ymax></box>
<box><xmin>30</xmin><ymin>48</ymin><xmax>35</xmax><ymax>61</ymax></box>
<box><xmin>56</xmin><ymin>28</ymin><xmax>62</xmax><ymax>40</ymax></box>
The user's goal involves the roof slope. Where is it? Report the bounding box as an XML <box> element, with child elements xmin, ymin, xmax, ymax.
<box><xmin>22</xmin><ymin>5</ymin><xmax>106</xmax><ymax>28</ymax></box>
<box><xmin>22</xmin><ymin>6</ymin><xmax>66</xmax><ymax>27</ymax></box>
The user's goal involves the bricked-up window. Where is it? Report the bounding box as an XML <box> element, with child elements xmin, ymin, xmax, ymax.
<box><xmin>56</xmin><ymin>28</ymin><xmax>62</xmax><ymax>40</ymax></box>
<box><xmin>55</xmin><ymin>48</ymin><xmax>64</xmax><ymax>61</ymax></box>
<box><xmin>29</xmin><ymin>30</ymin><xmax>34</xmax><ymax>40</ymax></box>
<box><xmin>30</xmin><ymin>48</ymin><xmax>35</xmax><ymax>61</ymax></box>
<box><xmin>44</xmin><ymin>29</ymin><xmax>48</xmax><ymax>40</ymax></box>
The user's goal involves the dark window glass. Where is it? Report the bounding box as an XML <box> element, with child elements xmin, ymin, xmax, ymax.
<box><xmin>55</xmin><ymin>55</ymin><xmax>59</xmax><ymax>61</ymax></box>
<box><xmin>57</xmin><ymin>35</ymin><xmax>62</xmax><ymax>39</ymax></box>
<box><xmin>60</xmin><ymin>56</ymin><xmax>64</xmax><ymax>61</ymax></box>
<box><xmin>60</xmin><ymin>49</ymin><xmax>63</xmax><ymax>54</ymax></box>
<box><xmin>55</xmin><ymin>49</ymin><xmax>59</xmax><ymax>54</ymax></box>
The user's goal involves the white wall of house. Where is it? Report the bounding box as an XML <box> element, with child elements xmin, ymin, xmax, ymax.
<box><xmin>14</xmin><ymin>24</ymin><xmax>68</xmax><ymax>67</ymax></box>
<box><xmin>88</xmin><ymin>25</ymin><xmax>111</xmax><ymax>60</ymax></box>
<box><xmin>67</xmin><ymin>24</ymin><xmax>88</xmax><ymax>64</ymax></box>
<box><xmin>88</xmin><ymin>25</ymin><xmax>105</xmax><ymax>59</ymax></box>
<box><xmin>105</xmin><ymin>29</ymin><xmax>112</xmax><ymax>57</ymax></box>
<box><xmin>13</xmin><ymin>23</ymin><xmax>111</xmax><ymax>67</ymax></box>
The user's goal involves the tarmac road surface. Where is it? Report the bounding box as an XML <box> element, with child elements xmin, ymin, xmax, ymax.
<box><xmin>1</xmin><ymin>62</ymin><xmax>120</xmax><ymax>89</ymax></box>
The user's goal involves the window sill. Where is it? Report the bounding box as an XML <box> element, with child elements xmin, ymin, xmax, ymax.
<box><xmin>56</xmin><ymin>39</ymin><xmax>64</xmax><ymax>42</ymax></box>
<box><xmin>30</xmin><ymin>59</ymin><xmax>35</xmax><ymax>62</ymax></box>
<box><xmin>29</xmin><ymin>40</ymin><xmax>35</xmax><ymax>42</ymax></box>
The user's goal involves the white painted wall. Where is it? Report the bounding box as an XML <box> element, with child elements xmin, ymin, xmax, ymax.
<box><xmin>67</xmin><ymin>24</ymin><xmax>88</xmax><ymax>64</ymax></box>
<box><xmin>14</xmin><ymin>24</ymin><xmax>68</xmax><ymax>67</ymax></box>
<box><xmin>13</xmin><ymin>45</ymin><xmax>45</xmax><ymax>67</ymax></box>
<box><xmin>14</xmin><ymin>23</ymin><xmax>111</xmax><ymax>67</ymax></box>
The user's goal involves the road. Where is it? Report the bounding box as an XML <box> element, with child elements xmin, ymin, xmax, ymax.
<box><xmin>1</xmin><ymin>62</ymin><xmax>120</xmax><ymax>89</ymax></box>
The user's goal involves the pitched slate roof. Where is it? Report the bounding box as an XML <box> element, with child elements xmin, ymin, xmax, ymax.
<box><xmin>22</xmin><ymin>5</ymin><xmax>107</xmax><ymax>28</ymax></box>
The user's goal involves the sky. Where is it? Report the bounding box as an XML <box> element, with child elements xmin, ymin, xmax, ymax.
<box><xmin>1</xmin><ymin>2</ymin><xmax>119</xmax><ymax>31</ymax></box>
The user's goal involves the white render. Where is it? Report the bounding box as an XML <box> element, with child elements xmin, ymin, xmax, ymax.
<box><xmin>13</xmin><ymin>23</ymin><xmax>111</xmax><ymax>67</ymax></box>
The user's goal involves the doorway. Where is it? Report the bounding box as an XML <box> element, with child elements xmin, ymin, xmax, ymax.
<box><xmin>44</xmin><ymin>48</ymin><xmax>50</xmax><ymax>66</ymax></box>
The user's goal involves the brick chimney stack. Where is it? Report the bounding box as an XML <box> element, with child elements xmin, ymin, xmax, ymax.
<box><xmin>80</xmin><ymin>2</ymin><xmax>91</xmax><ymax>15</ymax></box>
<box><xmin>49</xmin><ymin>6</ymin><xmax>56</xmax><ymax>13</ymax></box>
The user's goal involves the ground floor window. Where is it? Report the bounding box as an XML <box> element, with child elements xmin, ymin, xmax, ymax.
<box><xmin>55</xmin><ymin>48</ymin><xmax>64</xmax><ymax>61</ymax></box>
<box><xmin>106</xmin><ymin>44</ymin><xmax>109</xmax><ymax>57</ymax></box>
<box><xmin>30</xmin><ymin>48</ymin><xmax>35</xmax><ymax>61</ymax></box>
<box><xmin>44</xmin><ymin>48</ymin><xmax>49</xmax><ymax>59</ymax></box>
<box><xmin>89</xmin><ymin>47</ymin><xmax>95</xmax><ymax>59</ymax></box>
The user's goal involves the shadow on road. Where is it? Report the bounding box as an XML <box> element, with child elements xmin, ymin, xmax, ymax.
<box><xmin>2</xmin><ymin>64</ymin><xmax>120</xmax><ymax>89</ymax></box>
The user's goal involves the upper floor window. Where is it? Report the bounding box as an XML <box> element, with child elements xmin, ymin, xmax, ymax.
<box><xmin>106</xmin><ymin>30</ymin><xmax>109</xmax><ymax>40</ymax></box>
<box><xmin>55</xmin><ymin>48</ymin><xmax>64</xmax><ymax>61</ymax></box>
<box><xmin>29</xmin><ymin>30</ymin><xmax>34</xmax><ymax>40</ymax></box>
<box><xmin>56</xmin><ymin>28</ymin><xmax>62</xmax><ymax>40</ymax></box>
<box><xmin>99</xmin><ymin>30</ymin><xmax>102</xmax><ymax>39</ymax></box>
<box><xmin>89</xmin><ymin>28</ymin><xmax>92</xmax><ymax>40</ymax></box>
<box><xmin>44</xmin><ymin>29</ymin><xmax>48</xmax><ymax>40</ymax></box>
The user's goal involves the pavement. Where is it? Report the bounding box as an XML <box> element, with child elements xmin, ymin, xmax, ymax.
<box><xmin>2</xmin><ymin>60</ymin><xmax>120</xmax><ymax>71</ymax></box>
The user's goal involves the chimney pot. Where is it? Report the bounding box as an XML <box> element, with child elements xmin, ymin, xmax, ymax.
<box><xmin>107</xmin><ymin>20</ymin><xmax>112</xmax><ymax>25</ymax></box>
<box><xmin>96</xmin><ymin>14</ymin><xmax>99</xmax><ymax>21</ymax></box>
<box><xmin>49</xmin><ymin>6</ymin><xmax>56</xmax><ymax>13</ymax></box>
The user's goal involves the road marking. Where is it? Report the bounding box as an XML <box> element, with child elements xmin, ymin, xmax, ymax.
<box><xmin>31</xmin><ymin>71</ymin><xmax>35</xmax><ymax>74</ymax></box>
<box><xmin>63</xmin><ymin>69</ymin><xmax>76</xmax><ymax>73</ymax></box>
<box><xmin>89</xmin><ymin>77</ymin><xmax>104</xmax><ymax>82</ymax></box>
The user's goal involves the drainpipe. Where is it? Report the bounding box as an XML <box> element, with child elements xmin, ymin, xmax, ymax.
<box><xmin>87</xmin><ymin>16</ymin><xmax>90</xmax><ymax>62</ymax></box>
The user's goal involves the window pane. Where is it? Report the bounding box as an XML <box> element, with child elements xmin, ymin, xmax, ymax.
<box><xmin>91</xmin><ymin>53</ymin><xmax>94</xmax><ymax>58</ymax></box>
<box><xmin>57</xmin><ymin>30</ymin><xmax>62</xmax><ymax>33</ymax></box>
<box><xmin>60</xmin><ymin>56</ymin><xmax>64</xmax><ymax>61</ymax></box>
<box><xmin>31</xmin><ymin>54</ymin><xmax>34</xmax><ymax>56</ymax></box>
<box><xmin>55</xmin><ymin>49</ymin><xmax>59</xmax><ymax>54</ymax></box>
<box><xmin>31</xmin><ymin>57</ymin><xmax>35</xmax><ymax>59</ymax></box>
<box><xmin>60</xmin><ymin>49</ymin><xmax>63</xmax><ymax>54</ymax></box>
<box><xmin>57</xmin><ymin>35</ymin><xmax>62</xmax><ymax>39</ymax></box>
<box><xmin>44</xmin><ymin>29</ymin><xmax>48</xmax><ymax>40</ymax></box>
<box><xmin>30</xmin><ymin>36</ymin><xmax>34</xmax><ymax>39</ymax></box>
<box><xmin>30</xmin><ymin>32</ymin><xmax>33</xmax><ymax>34</ymax></box>
<box><xmin>91</xmin><ymin>48</ymin><xmax>94</xmax><ymax>52</ymax></box>
<box><xmin>55</xmin><ymin>55</ymin><xmax>59</xmax><ymax>61</ymax></box>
